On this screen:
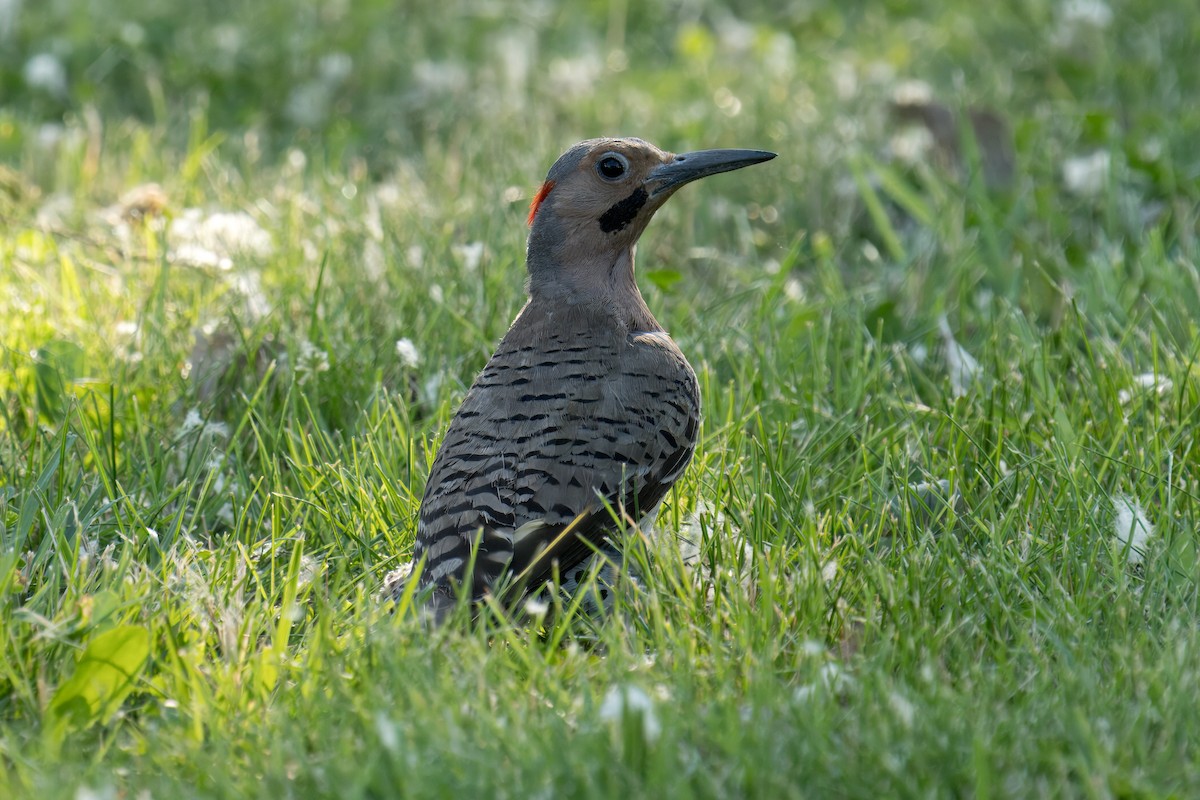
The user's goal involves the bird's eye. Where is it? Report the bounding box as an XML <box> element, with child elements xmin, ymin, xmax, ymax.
<box><xmin>596</xmin><ymin>153</ymin><xmax>628</xmax><ymax>181</ymax></box>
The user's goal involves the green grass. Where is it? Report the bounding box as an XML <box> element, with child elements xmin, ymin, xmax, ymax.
<box><xmin>2</xmin><ymin>0</ymin><xmax>1199</xmax><ymax>796</ymax></box>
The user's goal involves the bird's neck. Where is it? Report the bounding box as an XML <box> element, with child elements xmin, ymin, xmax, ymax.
<box><xmin>526</xmin><ymin>244</ymin><xmax>661</xmax><ymax>332</ymax></box>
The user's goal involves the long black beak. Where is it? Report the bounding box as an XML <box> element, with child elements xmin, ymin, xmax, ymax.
<box><xmin>646</xmin><ymin>148</ymin><xmax>776</xmax><ymax>197</ymax></box>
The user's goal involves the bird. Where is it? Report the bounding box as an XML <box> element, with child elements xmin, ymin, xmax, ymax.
<box><xmin>406</xmin><ymin>137</ymin><xmax>775</xmax><ymax>622</ymax></box>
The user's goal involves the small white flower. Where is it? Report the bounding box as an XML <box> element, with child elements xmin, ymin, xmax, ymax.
<box><xmin>800</xmin><ymin>639</ymin><xmax>826</xmax><ymax>657</ymax></box>
<box><xmin>548</xmin><ymin>54</ymin><xmax>603</xmax><ymax>96</ymax></box>
<box><xmin>937</xmin><ymin>315</ymin><xmax>981</xmax><ymax>397</ymax></box>
<box><xmin>363</xmin><ymin>239</ymin><xmax>386</xmax><ymax>282</ymax></box>
<box><xmin>1112</xmin><ymin>494</ymin><xmax>1153</xmax><ymax>565</ymax></box>
<box><xmin>212</xmin><ymin>23</ymin><xmax>244</xmax><ymax>54</ymax></box>
<box><xmin>888</xmin><ymin>691</ymin><xmax>916</xmax><ymax>728</ymax></box>
<box><xmin>119</xmin><ymin>22</ymin><xmax>146</xmax><ymax>47</ymax></box>
<box><xmin>783</xmin><ymin>278</ymin><xmax>804</xmax><ymax>303</ymax></box>
<box><xmin>1062</xmin><ymin>0</ymin><xmax>1113</xmax><ymax>28</ymax></box>
<box><xmin>228</xmin><ymin>270</ymin><xmax>271</xmax><ymax>320</ymax></box>
<box><xmin>717</xmin><ymin>15</ymin><xmax>754</xmax><ymax>53</ymax></box>
<box><xmin>24</xmin><ymin>53</ymin><xmax>67</xmax><ymax>96</ymax></box>
<box><xmin>599</xmin><ymin>685</ymin><xmax>661</xmax><ymax>743</ymax></box>
<box><xmin>794</xmin><ymin>662</ymin><xmax>854</xmax><ymax>702</ymax></box>
<box><xmin>170</xmin><ymin>208</ymin><xmax>273</xmax><ymax>271</ymax></box>
<box><xmin>406</xmin><ymin>245</ymin><xmax>425</xmax><ymax>270</ymax></box>
<box><xmin>375</xmin><ymin>712</ymin><xmax>399</xmax><ymax>753</ymax></box>
<box><xmin>295</xmin><ymin>339</ymin><xmax>330</xmax><ymax>381</ymax></box>
<box><xmin>75</xmin><ymin>786</ymin><xmax>116</xmax><ymax>800</ymax></box>
<box><xmin>1118</xmin><ymin>372</ymin><xmax>1173</xmax><ymax>404</ymax></box>
<box><xmin>395</xmin><ymin>338</ymin><xmax>420</xmax><ymax>369</ymax></box>
<box><xmin>36</xmin><ymin>123</ymin><xmax>64</xmax><ymax>149</ymax></box>
<box><xmin>889</xmin><ymin>125</ymin><xmax>936</xmax><ymax>166</ymax></box>
<box><xmin>830</xmin><ymin>60</ymin><xmax>858</xmax><ymax>100</ymax></box>
<box><xmin>285</xmin><ymin>82</ymin><xmax>332</xmax><ymax>127</ymax></box>
<box><xmin>181</xmin><ymin>408</ymin><xmax>204</xmax><ymax>433</ymax></box>
<box><xmin>891</xmin><ymin>79</ymin><xmax>934</xmax><ymax>106</ymax></box>
<box><xmin>523</xmin><ymin>597</ymin><xmax>549</xmax><ymax>620</ymax></box>
<box><xmin>413</xmin><ymin>59</ymin><xmax>469</xmax><ymax>96</ymax></box>
<box><xmin>318</xmin><ymin>52</ymin><xmax>353</xmax><ymax>84</ymax></box>
<box><xmin>171</xmin><ymin>243</ymin><xmax>232</xmax><ymax>271</ymax></box>
<box><xmin>1062</xmin><ymin>150</ymin><xmax>1111</xmax><ymax>197</ymax></box>
<box><xmin>198</xmin><ymin>212</ymin><xmax>274</xmax><ymax>258</ymax></box>
<box><xmin>453</xmin><ymin>241</ymin><xmax>484</xmax><ymax>272</ymax></box>
<box><xmin>179</xmin><ymin>408</ymin><xmax>230</xmax><ymax>440</ymax></box>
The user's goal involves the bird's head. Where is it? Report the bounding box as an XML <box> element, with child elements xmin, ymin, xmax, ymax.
<box><xmin>525</xmin><ymin>137</ymin><xmax>775</xmax><ymax>297</ymax></box>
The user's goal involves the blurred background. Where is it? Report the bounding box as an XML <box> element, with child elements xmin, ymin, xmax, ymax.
<box><xmin>4</xmin><ymin>0</ymin><xmax>1196</xmax><ymax>299</ymax></box>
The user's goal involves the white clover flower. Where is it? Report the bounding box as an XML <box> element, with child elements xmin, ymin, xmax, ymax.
<box><xmin>937</xmin><ymin>315</ymin><xmax>981</xmax><ymax>397</ymax></box>
<box><xmin>318</xmin><ymin>52</ymin><xmax>353</xmax><ymax>84</ymax></box>
<box><xmin>783</xmin><ymin>278</ymin><xmax>804</xmax><ymax>303</ymax></box>
<box><xmin>800</xmin><ymin>639</ymin><xmax>826</xmax><ymax>657</ymax></box>
<box><xmin>169</xmin><ymin>209</ymin><xmax>273</xmax><ymax>272</ymax></box>
<box><xmin>212</xmin><ymin>23</ymin><xmax>243</xmax><ymax>55</ymax></box>
<box><xmin>413</xmin><ymin>59</ymin><xmax>469</xmax><ymax>95</ymax></box>
<box><xmin>179</xmin><ymin>408</ymin><xmax>230</xmax><ymax>440</ymax></box>
<box><xmin>363</xmin><ymin>239</ymin><xmax>386</xmax><ymax>282</ymax></box>
<box><xmin>395</xmin><ymin>338</ymin><xmax>420</xmax><ymax>369</ymax></box>
<box><xmin>453</xmin><ymin>241</ymin><xmax>484</xmax><ymax>272</ymax></box>
<box><xmin>24</xmin><ymin>53</ymin><xmax>67</xmax><ymax>96</ymax></box>
<box><xmin>821</xmin><ymin>558</ymin><xmax>838</xmax><ymax>583</ymax></box>
<box><xmin>285</xmin><ymin>82</ymin><xmax>332</xmax><ymax>127</ymax></box>
<box><xmin>295</xmin><ymin>339</ymin><xmax>330</xmax><ymax>382</ymax></box>
<box><xmin>1062</xmin><ymin>150</ymin><xmax>1111</xmax><ymax>197</ymax></box>
<box><xmin>523</xmin><ymin>597</ymin><xmax>549</xmax><ymax>620</ymax></box>
<box><xmin>375</xmin><ymin>713</ymin><xmax>399</xmax><ymax>753</ymax></box>
<box><xmin>1118</xmin><ymin>372</ymin><xmax>1173</xmax><ymax>405</ymax></box>
<box><xmin>198</xmin><ymin>212</ymin><xmax>274</xmax><ymax>258</ymax></box>
<box><xmin>599</xmin><ymin>685</ymin><xmax>661</xmax><ymax>743</ymax></box>
<box><xmin>1062</xmin><ymin>0</ymin><xmax>1113</xmax><ymax>28</ymax></box>
<box><xmin>888</xmin><ymin>691</ymin><xmax>916</xmax><ymax>728</ymax></box>
<box><xmin>891</xmin><ymin>79</ymin><xmax>934</xmax><ymax>107</ymax></box>
<box><xmin>830</xmin><ymin>60</ymin><xmax>858</xmax><ymax>100</ymax></box>
<box><xmin>228</xmin><ymin>270</ymin><xmax>271</xmax><ymax>320</ymax></box>
<box><xmin>794</xmin><ymin>662</ymin><xmax>854</xmax><ymax>702</ymax></box>
<box><xmin>1112</xmin><ymin>494</ymin><xmax>1152</xmax><ymax>565</ymax></box>
<box><xmin>119</xmin><ymin>22</ymin><xmax>146</xmax><ymax>47</ymax></box>
<box><xmin>36</xmin><ymin>123</ymin><xmax>64</xmax><ymax>149</ymax></box>
<box><xmin>171</xmin><ymin>243</ymin><xmax>232</xmax><ymax>271</ymax></box>
<box><xmin>296</xmin><ymin>554</ymin><xmax>320</xmax><ymax>589</ymax></box>
<box><xmin>889</xmin><ymin>125</ymin><xmax>936</xmax><ymax>166</ymax></box>
<box><xmin>74</xmin><ymin>785</ymin><xmax>116</xmax><ymax>800</ymax></box>
<box><xmin>548</xmin><ymin>54</ymin><xmax>603</xmax><ymax>96</ymax></box>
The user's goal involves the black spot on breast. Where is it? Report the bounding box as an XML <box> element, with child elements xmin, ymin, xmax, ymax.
<box><xmin>598</xmin><ymin>188</ymin><xmax>649</xmax><ymax>234</ymax></box>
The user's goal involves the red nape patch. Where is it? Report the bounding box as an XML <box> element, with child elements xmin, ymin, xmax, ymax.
<box><xmin>527</xmin><ymin>180</ymin><xmax>555</xmax><ymax>226</ymax></box>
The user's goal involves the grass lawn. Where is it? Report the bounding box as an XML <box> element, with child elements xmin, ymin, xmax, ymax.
<box><xmin>2</xmin><ymin>0</ymin><xmax>1199</xmax><ymax>796</ymax></box>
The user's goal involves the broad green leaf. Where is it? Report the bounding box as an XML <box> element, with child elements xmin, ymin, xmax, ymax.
<box><xmin>46</xmin><ymin>625</ymin><xmax>151</xmax><ymax>739</ymax></box>
<box><xmin>644</xmin><ymin>269</ymin><xmax>684</xmax><ymax>292</ymax></box>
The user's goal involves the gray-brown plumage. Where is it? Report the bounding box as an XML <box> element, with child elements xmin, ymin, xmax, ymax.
<box><xmin>409</xmin><ymin>137</ymin><xmax>775</xmax><ymax>621</ymax></box>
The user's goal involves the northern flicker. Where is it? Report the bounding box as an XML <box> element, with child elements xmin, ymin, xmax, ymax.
<box><xmin>409</xmin><ymin>137</ymin><xmax>775</xmax><ymax>621</ymax></box>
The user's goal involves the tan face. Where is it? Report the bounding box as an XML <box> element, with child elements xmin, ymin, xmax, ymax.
<box><xmin>530</xmin><ymin>138</ymin><xmax>674</xmax><ymax>249</ymax></box>
<box><xmin>524</xmin><ymin>137</ymin><xmax>775</xmax><ymax>285</ymax></box>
